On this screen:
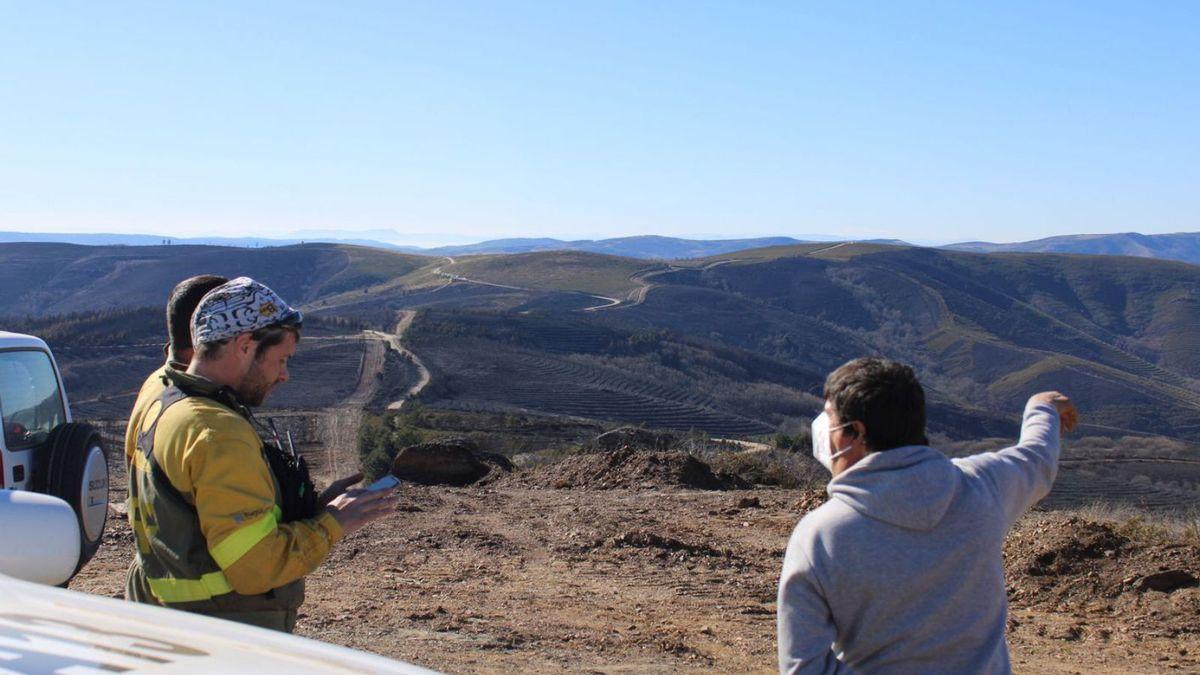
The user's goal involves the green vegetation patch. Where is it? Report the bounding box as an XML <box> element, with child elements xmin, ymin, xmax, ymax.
<box><xmin>447</xmin><ymin>251</ymin><xmax>649</xmax><ymax>298</ymax></box>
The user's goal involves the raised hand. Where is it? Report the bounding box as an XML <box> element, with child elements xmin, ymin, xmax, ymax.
<box><xmin>1030</xmin><ymin>391</ymin><xmax>1078</xmax><ymax>433</ymax></box>
<box><xmin>324</xmin><ymin>486</ymin><xmax>399</xmax><ymax>536</ymax></box>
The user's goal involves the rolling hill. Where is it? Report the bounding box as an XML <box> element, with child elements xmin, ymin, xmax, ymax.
<box><xmin>947</xmin><ymin>231</ymin><xmax>1200</xmax><ymax>265</ymax></box>
<box><xmin>424</xmin><ymin>235</ymin><xmax>814</xmax><ymax>258</ymax></box>
<box><xmin>0</xmin><ymin>242</ymin><xmax>432</xmax><ymax>316</ymax></box>
<box><xmin>1</xmin><ymin>230</ymin><xmax>906</xmax><ymax>260</ymax></box>
<box><xmin>397</xmin><ymin>243</ymin><xmax>1200</xmax><ymax>443</ymax></box>
<box><xmin>441</xmin><ymin>251</ymin><xmax>651</xmax><ymax>299</ymax></box>
<box><xmin>3</xmin><ymin>240</ymin><xmax>1199</xmax><ymax>448</ymax></box>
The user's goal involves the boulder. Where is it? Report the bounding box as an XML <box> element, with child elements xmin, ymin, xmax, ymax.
<box><xmin>1135</xmin><ymin>570</ymin><xmax>1198</xmax><ymax>593</ymax></box>
<box><xmin>390</xmin><ymin>437</ymin><xmax>511</xmax><ymax>486</ymax></box>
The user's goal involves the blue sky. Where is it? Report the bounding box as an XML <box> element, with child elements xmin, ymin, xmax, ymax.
<box><xmin>2</xmin><ymin>2</ymin><xmax>1196</xmax><ymax>246</ymax></box>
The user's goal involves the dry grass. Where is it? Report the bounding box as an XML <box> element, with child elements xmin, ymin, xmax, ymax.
<box><xmin>1048</xmin><ymin>501</ymin><xmax>1200</xmax><ymax>545</ymax></box>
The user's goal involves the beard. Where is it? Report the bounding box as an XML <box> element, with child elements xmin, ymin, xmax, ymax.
<box><xmin>236</xmin><ymin>359</ymin><xmax>275</xmax><ymax>407</ymax></box>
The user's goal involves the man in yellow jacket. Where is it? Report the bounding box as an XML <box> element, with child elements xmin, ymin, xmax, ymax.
<box><xmin>125</xmin><ymin>276</ymin><xmax>397</xmax><ymax>631</ymax></box>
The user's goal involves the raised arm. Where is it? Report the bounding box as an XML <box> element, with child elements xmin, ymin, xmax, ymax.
<box><xmin>953</xmin><ymin>392</ymin><xmax>1076</xmax><ymax>528</ymax></box>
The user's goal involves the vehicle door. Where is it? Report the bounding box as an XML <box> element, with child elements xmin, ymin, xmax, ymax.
<box><xmin>0</xmin><ymin>348</ymin><xmax>68</xmax><ymax>490</ymax></box>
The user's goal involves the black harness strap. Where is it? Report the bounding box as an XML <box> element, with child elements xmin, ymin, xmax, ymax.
<box><xmin>135</xmin><ymin>377</ymin><xmax>319</xmax><ymax>523</ymax></box>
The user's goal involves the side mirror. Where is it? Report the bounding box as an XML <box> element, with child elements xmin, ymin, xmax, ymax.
<box><xmin>0</xmin><ymin>490</ymin><xmax>81</xmax><ymax>585</ymax></box>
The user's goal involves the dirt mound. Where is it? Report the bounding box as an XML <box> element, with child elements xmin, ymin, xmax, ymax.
<box><xmin>519</xmin><ymin>445</ymin><xmax>746</xmax><ymax>490</ymax></box>
<box><xmin>1022</xmin><ymin>520</ymin><xmax>1131</xmax><ymax>577</ymax></box>
<box><xmin>792</xmin><ymin>489</ymin><xmax>827</xmax><ymax>515</ymax></box>
<box><xmin>1005</xmin><ymin>515</ymin><xmax>1200</xmax><ymax>637</ymax></box>
<box><xmin>390</xmin><ymin>437</ymin><xmax>513</xmax><ymax>486</ymax></box>
<box><xmin>592</xmin><ymin>427</ymin><xmax>677</xmax><ymax>452</ymax></box>
<box><xmin>609</xmin><ymin>529</ymin><xmax>732</xmax><ymax>559</ymax></box>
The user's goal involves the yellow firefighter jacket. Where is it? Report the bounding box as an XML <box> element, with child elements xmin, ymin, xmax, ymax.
<box><xmin>125</xmin><ymin>368</ymin><xmax>342</xmax><ymax>627</ymax></box>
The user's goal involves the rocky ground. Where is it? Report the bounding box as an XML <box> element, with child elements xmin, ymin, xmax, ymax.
<box><xmin>75</xmin><ymin>447</ymin><xmax>1200</xmax><ymax>674</ymax></box>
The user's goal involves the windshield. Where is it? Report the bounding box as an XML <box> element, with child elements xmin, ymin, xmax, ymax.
<box><xmin>0</xmin><ymin>349</ymin><xmax>66</xmax><ymax>451</ymax></box>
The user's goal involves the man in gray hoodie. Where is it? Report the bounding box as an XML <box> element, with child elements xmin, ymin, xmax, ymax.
<box><xmin>777</xmin><ymin>357</ymin><xmax>1077</xmax><ymax>674</ymax></box>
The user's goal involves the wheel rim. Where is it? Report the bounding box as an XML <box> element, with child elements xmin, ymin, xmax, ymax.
<box><xmin>80</xmin><ymin>445</ymin><xmax>108</xmax><ymax>541</ymax></box>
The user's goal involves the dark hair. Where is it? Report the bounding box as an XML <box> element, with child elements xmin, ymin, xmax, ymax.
<box><xmin>251</xmin><ymin>324</ymin><xmax>301</xmax><ymax>358</ymax></box>
<box><xmin>824</xmin><ymin>357</ymin><xmax>927</xmax><ymax>452</ymax></box>
<box><xmin>166</xmin><ymin>275</ymin><xmax>228</xmax><ymax>352</ymax></box>
<box><xmin>194</xmin><ymin>324</ymin><xmax>301</xmax><ymax>361</ymax></box>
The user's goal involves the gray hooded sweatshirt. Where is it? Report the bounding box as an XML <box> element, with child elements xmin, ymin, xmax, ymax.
<box><xmin>777</xmin><ymin>400</ymin><xmax>1061</xmax><ymax>674</ymax></box>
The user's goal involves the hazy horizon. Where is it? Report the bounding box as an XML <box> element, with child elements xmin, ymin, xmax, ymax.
<box><xmin>0</xmin><ymin>226</ymin><xmax>950</xmax><ymax>249</ymax></box>
<box><xmin>12</xmin><ymin>226</ymin><xmax>1193</xmax><ymax>251</ymax></box>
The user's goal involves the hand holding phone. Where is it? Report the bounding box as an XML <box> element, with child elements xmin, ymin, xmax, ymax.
<box><xmin>366</xmin><ymin>475</ymin><xmax>401</xmax><ymax>492</ymax></box>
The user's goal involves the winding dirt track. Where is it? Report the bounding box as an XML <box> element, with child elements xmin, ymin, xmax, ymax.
<box><xmin>436</xmin><ymin>257</ymin><xmax>626</xmax><ymax>312</ymax></box>
<box><xmin>305</xmin><ymin>309</ymin><xmax>436</xmax><ymax>479</ymax></box>
<box><xmin>325</xmin><ymin>312</ymin><xmax>433</xmax><ymax>413</ymax></box>
<box><xmin>805</xmin><ymin>241</ymin><xmax>852</xmax><ymax>256</ymax></box>
<box><xmin>305</xmin><ymin>325</ymin><xmax>413</xmax><ymax>479</ymax></box>
<box><xmin>370</xmin><ymin>310</ymin><xmax>432</xmax><ymax>410</ymax></box>
<box><xmin>431</xmin><ymin>242</ymin><xmax>855</xmax><ymax>314</ymax></box>
<box><xmin>589</xmin><ymin>257</ymin><xmax>743</xmax><ymax>312</ymax></box>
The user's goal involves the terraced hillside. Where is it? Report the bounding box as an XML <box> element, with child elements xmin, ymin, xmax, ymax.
<box><xmin>262</xmin><ymin>337</ymin><xmax>375</xmax><ymax>409</ymax></box>
<box><xmin>580</xmin><ymin>246</ymin><xmax>1200</xmax><ymax>443</ymax></box>
<box><xmin>406</xmin><ymin>307</ymin><xmax>846</xmax><ymax>434</ymax></box>
<box><xmin>368</xmin><ymin>243</ymin><xmax>1200</xmax><ymax>443</ymax></box>
<box><xmin>411</xmin><ymin>333</ymin><xmax>775</xmax><ymax>436</ymax></box>
<box><xmin>308</xmin><ymin>281</ymin><xmax>531</xmax><ymax>327</ymax></box>
<box><xmin>1044</xmin><ymin>459</ymin><xmax>1200</xmax><ymax>513</ymax></box>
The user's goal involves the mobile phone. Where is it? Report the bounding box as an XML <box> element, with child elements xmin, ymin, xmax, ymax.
<box><xmin>366</xmin><ymin>475</ymin><xmax>401</xmax><ymax>492</ymax></box>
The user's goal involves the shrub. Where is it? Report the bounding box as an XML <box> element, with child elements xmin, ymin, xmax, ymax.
<box><xmin>702</xmin><ymin>448</ymin><xmax>825</xmax><ymax>489</ymax></box>
<box><xmin>1062</xmin><ymin>502</ymin><xmax>1200</xmax><ymax>545</ymax></box>
<box><xmin>357</xmin><ymin>412</ymin><xmax>427</xmax><ymax>480</ymax></box>
<box><xmin>773</xmin><ymin>430</ymin><xmax>811</xmax><ymax>452</ymax></box>
<box><xmin>361</xmin><ymin>446</ymin><xmax>395</xmax><ymax>481</ymax></box>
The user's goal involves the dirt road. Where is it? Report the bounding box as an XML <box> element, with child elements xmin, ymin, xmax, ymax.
<box><xmin>435</xmin><ymin>257</ymin><xmax>525</xmax><ymax>292</ymax></box>
<box><xmin>346</xmin><ymin>334</ymin><xmax>387</xmax><ymax>407</ymax></box>
<box><xmin>588</xmin><ymin>258</ymin><xmax>743</xmax><ymax>313</ymax></box>
<box><xmin>437</xmin><ymin>257</ymin><xmax>643</xmax><ymax>313</ymax></box>
<box><xmin>366</xmin><ymin>310</ymin><xmax>431</xmax><ymax>410</ymax></box>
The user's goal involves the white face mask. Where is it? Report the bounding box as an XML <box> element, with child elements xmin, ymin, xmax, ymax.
<box><xmin>811</xmin><ymin>411</ymin><xmax>856</xmax><ymax>472</ymax></box>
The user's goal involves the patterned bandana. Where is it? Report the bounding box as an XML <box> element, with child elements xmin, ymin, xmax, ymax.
<box><xmin>191</xmin><ymin>277</ymin><xmax>303</xmax><ymax>345</ymax></box>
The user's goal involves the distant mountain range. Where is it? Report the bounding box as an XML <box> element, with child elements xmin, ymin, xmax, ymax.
<box><xmin>947</xmin><ymin>232</ymin><xmax>1200</xmax><ymax>265</ymax></box>
<box><xmin>5</xmin><ymin>229</ymin><xmax>1200</xmax><ymax>265</ymax></box>
<box><xmin>0</xmin><ymin>231</ymin><xmax>904</xmax><ymax>260</ymax></box>
<box><xmin>422</xmin><ymin>235</ymin><xmax>903</xmax><ymax>258</ymax></box>
<box><xmin>0</xmin><ymin>230</ymin><xmax>399</xmax><ymax>251</ymax></box>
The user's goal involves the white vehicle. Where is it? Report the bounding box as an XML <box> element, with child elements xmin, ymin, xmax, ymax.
<box><xmin>0</xmin><ymin>331</ymin><xmax>109</xmax><ymax>575</ymax></box>
<box><xmin>0</xmin><ymin>490</ymin><xmax>434</xmax><ymax>674</ymax></box>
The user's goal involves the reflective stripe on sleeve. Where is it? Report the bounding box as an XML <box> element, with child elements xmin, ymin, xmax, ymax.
<box><xmin>209</xmin><ymin>505</ymin><xmax>283</xmax><ymax>570</ymax></box>
<box><xmin>147</xmin><ymin>571</ymin><xmax>233</xmax><ymax>603</ymax></box>
<box><xmin>130</xmin><ymin>449</ymin><xmax>153</xmax><ymax>474</ymax></box>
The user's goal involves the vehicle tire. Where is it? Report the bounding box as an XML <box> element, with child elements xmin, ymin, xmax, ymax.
<box><xmin>35</xmin><ymin>423</ymin><xmax>109</xmax><ymax>574</ymax></box>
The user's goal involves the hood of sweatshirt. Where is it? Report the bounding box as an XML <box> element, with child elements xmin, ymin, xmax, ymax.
<box><xmin>827</xmin><ymin>445</ymin><xmax>960</xmax><ymax>531</ymax></box>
